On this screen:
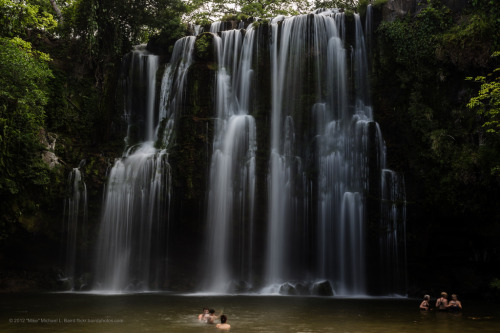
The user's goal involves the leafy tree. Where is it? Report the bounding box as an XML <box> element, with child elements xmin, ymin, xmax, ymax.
<box><xmin>0</xmin><ymin>37</ymin><xmax>54</xmax><ymax>193</ymax></box>
<box><xmin>378</xmin><ymin>1</ymin><xmax>451</xmax><ymax>72</ymax></box>
<box><xmin>62</xmin><ymin>0</ymin><xmax>187</xmax><ymax>58</ymax></box>
<box><xmin>0</xmin><ymin>0</ymin><xmax>57</xmax><ymax>192</ymax></box>
<box><xmin>467</xmin><ymin>53</ymin><xmax>500</xmax><ymax>135</ymax></box>
<box><xmin>0</xmin><ymin>0</ymin><xmax>57</xmax><ymax>38</ymax></box>
<box><xmin>185</xmin><ymin>0</ymin><xmax>313</xmax><ymax>23</ymax></box>
<box><xmin>314</xmin><ymin>0</ymin><xmax>356</xmax><ymax>10</ymax></box>
<box><xmin>238</xmin><ymin>0</ymin><xmax>312</xmax><ymax>17</ymax></box>
<box><xmin>466</xmin><ymin>52</ymin><xmax>500</xmax><ymax>180</ymax></box>
<box><xmin>49</xmin><ymin>0</ymin><xmax>188</xmax><ymax>144</ymax></box>
<box><xmin>17</xmin><ymin>0</ymin><xmax>66</xmax><ymax>22</ymax></box>
<box><xmin>0</xmin><ymin>1</ymin><xmax>57</xmax><ymax>238</ymax></box>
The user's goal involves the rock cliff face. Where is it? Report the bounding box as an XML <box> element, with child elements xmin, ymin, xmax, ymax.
<box><xmin>382</xmin><ymin>0</ymin><xmax>418</xmax><ymax>21</ymax></box>
<box><xmin>39</xmin><ymin>129</ymin><xmax>60</xmax><ymax>169</ymax></box>
<box><xmin>382</xmin><ymin>0</ymin><xmax>421</xmax><ymax>21</ymax></box>
<box><xmin>382</xmin><ymin>0</ymin><xmax>469</xmax><ymax>21</ymax></box>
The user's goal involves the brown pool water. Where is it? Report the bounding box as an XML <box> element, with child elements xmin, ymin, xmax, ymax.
<box><xmin>1</xmin><ymin>293</ymin><xmax>499</xmax><ymax>332</ymax></box>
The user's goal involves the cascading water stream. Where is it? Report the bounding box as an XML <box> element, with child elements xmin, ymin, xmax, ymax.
<box><xmin>203</xmin><ymin>24</ymin><xmax>257</xmax><ymax>293</ymax></box>
<box><xmin>353</xmin><ymin>13</ymin><xmax>372</xmax><ymax>118</ymax></box>
<box><xmin>365</xmin><ymin>4</ymin><xmax>373</xmax><ymax>68</ymax></box>
<box><xmin>93</xmin><ymin>39</ymin><xmax>195</xmax><ymax>292</ymax></box>
<box><xmin>267</xmin><ymin>14</ymin><xmax>323</xmax><ymax>288</ymax></box>
<box><xmin>62</xmin><ymin>160</ymin><xmax>88</xmax><ymax>290</ymax></box>
<box><xmin>267</xmin><ymin>12</ymin><xmax>349</xmax><ymax>290</ymax></box>
<box><xmin>158</xmin><ymin>36</ymin><xmax>196</xmax><ymax>146</ymax></box>
<box><xmin>264</xmin><ymin>9</ymin><xmax>402</xmax><ymax>296</ymax></box>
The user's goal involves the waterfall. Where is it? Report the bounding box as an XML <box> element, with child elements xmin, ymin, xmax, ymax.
<box><xmin>264</xmin><ymin>10</ymin><xmax>404</xmax><ymax>296</ymax></box>
<box><xmin>121</xmin><ymin>46</ymin><xmax>160</xmax><ymax>145</ymax></box>
<box><xmin>158</xmin><ymin>36</ymin><xmax>196</xmax><ymax>147</ymax></box>
<box><xmin>365</xmin><ymin>4</ymin><xmax>373</xmax><ymax>69</ymax></box>
<box><xmin>94</xmin><ymin>144</ymin><xmax>170</xmax><ymax>291</ymax></box>
<box><xmin>62</xmin><ymin>160</ymin><xmax>88</xmax><ymax>290</ymax></box>
<box><xmin>93</xmin><ymin>39</ymin><xmax>197</xmax><ymax>291</ymax></box>
<box><xmin>267</xmin><ymin>12</ymin><xmax>344</xmax><ymax>288</ymax></box>
<box><xmin>87</xmin><ymin>10</ymin><xmax>406</xmax><ymax>295</ymax></box>
<box><xmin>203</xmin><ymin>24</ymin><xmax>257</xmax><ymax>293</ymax></box>
<box><xmin>194</xmin><ymin>25</ymin><xmax>203</xmax><ymax>36</ymax></box>
<box><xmin>353</xmin><ymin>13</ymin><xmax>372</xmax><ymax>118</ymax></box>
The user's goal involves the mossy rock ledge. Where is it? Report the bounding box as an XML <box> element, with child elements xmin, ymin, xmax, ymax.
<box><xmin>195</xmin><ymin>33</ymin><xmax>215</xmax><ymax>62</ymax></box>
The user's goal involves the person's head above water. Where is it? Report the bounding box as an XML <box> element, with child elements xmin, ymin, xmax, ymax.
<box><xmin>209</xmin><ymin>309</ymin><xmax>215</xmax><ymax>314</ymax></box>
<box><xmin>220</xmin><ymin>315</ymin><xmax>227</xmax><ymax>323</ymax></box>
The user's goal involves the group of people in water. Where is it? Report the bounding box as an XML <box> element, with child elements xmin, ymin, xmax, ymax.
<box><xmin>196</xmin><ymin>292</ymin><xmax>461</xmax><ymax>328</ymax></box>
<box><xmin>420</xmin><ymin>292</ymin><xmax>462</xmax><ymax>311</ymax></box>
<box><xmin>198</xmin><ymin>308</ymin><xmax>231</xmax><ymax>330</ymax></box>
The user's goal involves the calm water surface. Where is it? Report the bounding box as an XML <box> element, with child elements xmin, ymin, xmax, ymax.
<box><xmin>1</xmin><ymin>293</ymin><xmax>499</xmax><ymax>332</ymax></box>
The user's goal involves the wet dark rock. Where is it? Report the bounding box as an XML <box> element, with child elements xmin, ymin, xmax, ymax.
<box><xmin>228</xmin><ymin>280</ymin><xmax>252</xmax><ymax>293</ymax></box>
<box><xmin>279</xmin><ymin>282</ymin><xmax>297</xmax><ymax>295</ymax></box>
<box><xmin>312</xmin><ymin>280</ymin><xmax>334</xmax><ymax>296</ymax></box>
<box><xmin>382</xmin><ymin>0</ymin><xmax>469</xmax><ymax>22</ymax></box>
<box><xmin>295</xmin><ymin>283</ymin><xmax>311</xmax><ymax>295</ymax></box>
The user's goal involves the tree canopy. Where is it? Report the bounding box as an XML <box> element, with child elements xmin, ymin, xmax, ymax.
<box><xmin>467</xmin><ymin>52</ymin><xmax>500</xmax><ymax>134</ymax></box>
<box><xmin>184</xmin><ymin>0</ymin><xmax>315</xmax><ymax>23</ymax></box>
<box><xmin>0</xmin><ymin>1</ymin><xmax>56</xmax><ymax>196</ymax></box>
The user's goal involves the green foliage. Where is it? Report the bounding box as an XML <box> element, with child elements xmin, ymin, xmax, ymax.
<box><xmin>195</xmin><ymin>33</ymin><xmax>214</xmax><ymax>61</ymax></box>
<box><xmin>491</xmin><ymin>278</ymin><xmax>500</xmax><ymax>290</ymax></box>
<box><xmin>0</xmin><ymin>36</ymin><xmax>54</xmax><ymax>195</ymax></box>
<box><xmin>438</xmin><ymin>14</ymin><xmax>495</xmax><ymax>69</ymax></box>
<box><xmin>407</xmin><ymin>88</ymin><xmax>436</xmax><ymax>137</ymax></box>
<box><xmin>0</xmin><ymin>1</ymin><xmax>62</xmax><ymax>239</ymax></box>
<box><xmin>471</xmin><ymin>0</ymin><xmax>500</xmax><ymax>23</ymax></box>
<box><xmin>0</xmin><ymin>0</ymin><xmax>57</xmax><ymax>38</ymax></box>
<box><xmin>61</xmin><ymin>0</ymin><xmax>187</xmax><ymax>63</ymax></box>
<box><xmin>314</xmin><ymin>0</ymin><xmax>356</xmax><ymax>11</ymax></box>
<box><xmin>374</xmin><ymin>0</ymin><xmax>500</xmax><ymax>233</ymax></box>
<box><xmin>186</xmin><ymin>0</ymin><xmax>313</xmax><ymax>22</ymax></box>
<box><xmin>46</xmin><ymin>0</ymin><xmax>188</xmax><ymax>152</ymax></box>
<box><xmin>357</xmin><ymin>0</ymin><xmax>370</xmax><ymax>15</ymax></box>
<box><xmin>466</xmin><ymin>53</ymin><xmax>500</xmax><ymax>134</ymax></box>
<box><xmin>377</xmin><ymin>1</ymin><xmax>451</xmax><ymax>71</ymax></box>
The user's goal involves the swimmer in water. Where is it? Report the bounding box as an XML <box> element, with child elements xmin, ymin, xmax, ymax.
<box><xmin>216</xmin><ymin>314</ymin><xmax>231</xmax><ymax>330</ymax></box>
<box><xmin>206</xmin><ymin>309</ymin><xmax>218</xmax><ymax>324</ymax></box>
<box><xmin>436</xmin><ymin>292</ymin><xmax>448</xmax><ymax>311</ymax></box>
<box><xmin>447</xmin><ymin>294</ymin><xmax>462</xmax><ymax>311</ymax></box>
<box><xmin>198</xmin><ymin>308</ymin><xmax>209</xmax><ymax>321</ymax></box>
<box><xmin>419</xmin><ymin>294</ymin><xmax>431</xmax><ymax>311</ymax></box>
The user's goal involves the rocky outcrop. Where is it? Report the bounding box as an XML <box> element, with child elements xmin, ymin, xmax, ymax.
<box><xmin>312</xmin><ymin>280</ymin><xmax>334</xmax><ymax>296</ymax></box>
<box><xmin>382</xmin><ymin>0</ymin><xmax>469</xmax><ymax>21</ymax></box>
<box><xmin>39</xmin><ymin>129</ymin><xmax>60</xmax><ymax>168</ymax></box>
<box><xmin>382</xmin><ymin>0</ymin><xmax>422</xmax><ymax>21</ymax></box>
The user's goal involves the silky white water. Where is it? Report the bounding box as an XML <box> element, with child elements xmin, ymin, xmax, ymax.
<box><xmin>203</xmin><ymin>25</ymin><xmax>257</xmax><ymax>293</ymax></box>
<box><xmin>62</xmin><ymin>159</ymin><xmax>88</xmax><ymax>290</ymax></box>
<box><xmin>93</xmin><ymin>40</ymin><xmax>196</xmax><ymax>291</ymax></box>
